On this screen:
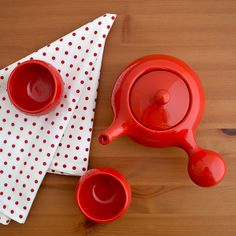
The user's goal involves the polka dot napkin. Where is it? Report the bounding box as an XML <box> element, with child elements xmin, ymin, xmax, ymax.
<box><xmin>0</xmin><ymin>13</ymin><xmax>116</xmax><ymax>225</ymax></box>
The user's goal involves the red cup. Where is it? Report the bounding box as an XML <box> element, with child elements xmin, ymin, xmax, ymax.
<box><xmin>76</xmin><ymin>167</ymin><xmax>131</xmax><ymax>223</ymax></box>
<box><xmin>8</xmin><ymin>60</ymin><xmax>64</xmax><ymax>115</ymax></box>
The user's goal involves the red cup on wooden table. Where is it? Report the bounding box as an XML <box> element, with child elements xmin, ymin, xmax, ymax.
<box><xmin>76</xmin><ymin>167</ymin><xmax>131</xmax><ymax>223</ymax></box>
<box><xmin>8</xmin><ymin>60</ymin><xmax>64</xmax><ymax>115</ymax></box>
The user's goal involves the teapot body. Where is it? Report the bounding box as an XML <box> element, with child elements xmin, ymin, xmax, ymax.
<box><xmin>99</xmin><ymin>55</ymin><xmax>226</xmax><ymax>187</ymax></box>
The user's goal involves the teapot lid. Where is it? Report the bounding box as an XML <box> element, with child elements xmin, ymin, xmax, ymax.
<box><xmin>130</xmin><ymin>69</ymin><xmax>190</xmax><ymax>130</ymax></box>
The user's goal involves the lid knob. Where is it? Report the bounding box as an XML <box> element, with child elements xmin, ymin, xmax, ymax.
<box><xmin>155</xmin><ymin>89</ymin><xmax>170</xmax><ymax>105</ymax></box>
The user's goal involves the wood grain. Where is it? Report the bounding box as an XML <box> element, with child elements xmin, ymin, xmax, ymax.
<box><xmin>0</xmin><ymin>0</ymin><xmax>236</xmax><ymax>235</ymax></box>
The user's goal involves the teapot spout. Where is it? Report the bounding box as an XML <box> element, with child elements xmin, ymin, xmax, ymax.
<box><xmin>98</xmin><ymin>120</ymin><xmax>126</xmax><ymax>145</ymax></box>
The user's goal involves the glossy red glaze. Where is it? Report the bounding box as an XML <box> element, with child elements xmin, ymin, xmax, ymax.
<box><xmin>188</xmin><ymin>150</ymin><xmax>226</xmax><ymax>187</ymax></box>
<box><xmin>98</xmin><ymin>55</ymin><xmax>226</xmax><ymax>187</ymax></box>
<box><xmin>130</xmin><ymin>70</ymin><xmax>190</xmax><ymax>130</ymax></box>
<box><xmin>8</xmin><ymin>60</ymin><xmax>64</xmax><ymax>115</ymax></box>
<box><xmin>76</xmin><ymin>167</ymin><xmax>131</xmax><ymax>223</ymax></box>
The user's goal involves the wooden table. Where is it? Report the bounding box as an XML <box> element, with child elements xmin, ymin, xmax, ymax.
<box><xmin>0</xmin><ymin>0</ymin><xmax>236</xmax><ymax>235</ymax></box>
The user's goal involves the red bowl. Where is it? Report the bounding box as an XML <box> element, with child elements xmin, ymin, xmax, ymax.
<box><xmin>76</xmin><ymin>168</ymin><xmax>131</xmax><ymax>223</ymax></box>
<box><xmin>8</xmin><ymin>60</ymin><xmax>64</xmax><ymax>115</ymax></box>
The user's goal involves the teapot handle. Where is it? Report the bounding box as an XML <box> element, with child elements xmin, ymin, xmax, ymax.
<box><xmin>179</xmin><ymin>131</ymin><xmax>226</xmax><ymax>187</ymax></box>
<box><xmin>188</xmin><ymin>149</ymin><xmax>226</xmax><ymax>187</ymax></box>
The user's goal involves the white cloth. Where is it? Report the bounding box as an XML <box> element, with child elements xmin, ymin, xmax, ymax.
<box><xmin>0</xmin><ymin>13</ymin><xmax>116</xmax><ymax>225</ymax></box>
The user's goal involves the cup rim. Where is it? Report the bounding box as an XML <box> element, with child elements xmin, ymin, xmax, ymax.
<box><xmin>7</xmin><ymin>59</ymin><xmax>59</xmax><ymax>115</ymax></box>
<box><xmin>76</xmin><ymin>168</ymin><xmax>131</xmax><ymax>223</ymax></box>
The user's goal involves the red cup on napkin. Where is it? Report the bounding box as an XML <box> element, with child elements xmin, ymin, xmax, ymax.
<box><xmin>76</xmin><ymin>167</ymin><xmax>131</xmax><ymax>223</ymax></box>
<box><xmin>7</xmin><ymin>60</ymin><xmax>64</xmax><ymax>115</ymax></box>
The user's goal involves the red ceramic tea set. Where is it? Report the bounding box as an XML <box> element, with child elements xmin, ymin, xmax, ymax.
<box><xmin>7</xmin><ymin>54</ymin><xmax>226</xmax><ymax>223</ymax></box>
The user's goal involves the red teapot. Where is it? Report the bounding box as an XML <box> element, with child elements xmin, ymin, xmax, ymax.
<box><xmin>98</xmin><ymin>55</ymin><xmax>226</xmax><ymax>187</ymax></box>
